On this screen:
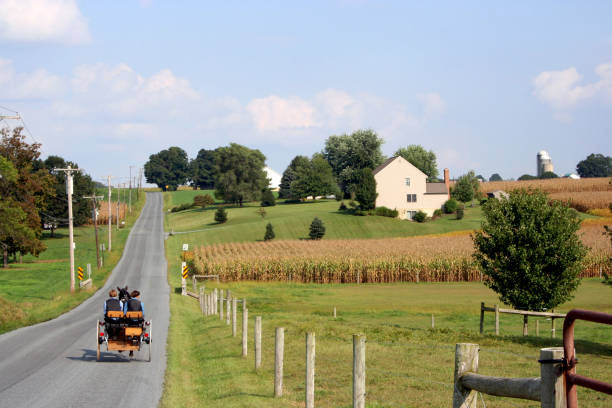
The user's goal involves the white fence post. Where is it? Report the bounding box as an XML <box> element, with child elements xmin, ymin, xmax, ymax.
<box><xmin>540</xmin><ymin>347</ymin><xmax>566</xmax><ymax>408</ymax></box>
<box><xmin>219</xmin><ymin>289</ymin><xmax>224</xmax><ymax>320</ymax></box>
<box><xmin>255</xmin><ymin>316</ymin><xmax>262</xmax><ymax>369</ymax></box>
<box><xmin>452</xmin><ymin>343</ymin><xmax>478</xmax><ymax>408</ymax></box>
<box><xmin>226</xmin><ymin>295</ymin><xmax>231</xmax><ymax>325</ymax></box>
<box><xmin>232</xmin><ymin>298</ymin><xmax>237</xmax><ymax>337</ymax></box>
<box><xmin>353</xmin><ymin>334</ymin><xmax>366</xmax><ymax>408</ymax></box>
<box><xmin>274</xmin><ymin>327</ymin><xmax>284</xmax><ymax>397</ymax></box>
<box><xmin>306</xmin><ymin>332</ymin><xmax>315</xmax><ymax>408</ymax></box>
<box><xmin>242</xmin><ymin>308</ymin><xmax>248</xmax><ymax>357</ymax></box>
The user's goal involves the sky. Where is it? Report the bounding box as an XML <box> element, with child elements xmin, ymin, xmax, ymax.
<box><xmin>0</xmin><ymin>0</ymin><xmax>611</xmax><ymax>185</ymax></box>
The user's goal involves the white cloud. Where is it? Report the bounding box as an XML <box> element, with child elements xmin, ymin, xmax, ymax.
<box><xmin>417</xmin><ymin>92</ymin><xmax>446</xmax><ymax>116</ymax></box>
<box><xmin>0</xmin><ymin>0</ymin><xmax>90</xmax><ymax>44</ymax></box>
<box><xmin>0</xmin><ymin>58</ymin><xmax>63</xmax><ymax>98</ymax></box>
<box><xmin>533</xmin><ymin>63</ymin><xmax>612</xmax><ymax>119</ymax></box>
<box><xmin>246</xmin><ymin>95</ymin><xmax>318</xmax><ymax>132</ymax></box>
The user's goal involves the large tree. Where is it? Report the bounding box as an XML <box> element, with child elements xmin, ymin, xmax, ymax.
<box><xmin>214</xmin><ymin>143</ymin><xmax>268</xmax><ymax>206</ymax></box>
<box><xmin>291</xmin><ymin>154</ymin><xmax>340</xmax><ymax>199</ymax></box>
<box><xmin>42</xmin><ymin>155</ymin><xmax>95</xmax><ymax>235</ymax></box>
<box><xmin>278</xmin><ymin>155</ymin><xmax>310</xmax><ymax>199</ymax></box>
<box><xmin>451</xmin><ymin>171</ymin><xmax>480</xmax><ymax>204</ymax></box>
<box><xmin>190</xmin><ymin>148</ymin><xmax>217</xmax><ymax>190</ymax></box>
<box><xmin>0</xmin><ymin>127</ymin><xmax>54</xmax><ymax>259</ymax></box>
<box><xmin>576</xmin><ymin>153</ymin><xmax>612</xmax><ymax>178</ymax></box>
<box><xmin>489</xmin><ymin>173</ymin><xmax>503</xmax><ymax>182</ymax></box>
<box><xmin>144</xmin><ymin>146</ymin><xmax>190</xmax><ymax>191</ymax></box>
<box><xmin>323</xmin><ymin>129</ymin><xmax>384</xmax><ymax>196</ymax></box>
<box><xmin>352</xmin><ymin>168</ymin><xmax>377</xmax><ymax>210</ymax></box>
<box><xmin>472</xmin><ymin>190</ymin><xmax>587</xmax><ymax>311</ymax></box>
<box><xmin>394</xmin><ymin>144</ymin><xmax>439</xmax><ymax>181</ymax></box>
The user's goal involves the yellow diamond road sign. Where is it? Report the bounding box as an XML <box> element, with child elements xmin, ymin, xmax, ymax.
<box><xmin>182</xmin><ymin>265</ymin><xmax>189</xmax><ymax>279</ymax></box>
<box><xmin>77</xmin><ymin>266</ymin><xmax>84</xmax><ymax>281</ymax></box>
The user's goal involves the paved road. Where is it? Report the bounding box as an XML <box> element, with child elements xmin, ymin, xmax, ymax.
<box><xmin>0</xmin><ymin>192</ymin><xmax>169</xmax><ymax>408</ymax></box>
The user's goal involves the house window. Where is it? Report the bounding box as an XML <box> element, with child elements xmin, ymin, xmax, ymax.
<box><xmin>405</xmin><ymin>177</ymin><xmax>411</xmax><ymax>186</ymax></box>
<box><xmin>407</xmin><ymin>194</ymin><xmax>417</xmax><ymax>203</ymax></box>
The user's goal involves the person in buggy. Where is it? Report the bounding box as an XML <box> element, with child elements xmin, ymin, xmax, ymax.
<box><xmin>123</xmin><ymin>290</ymin><xmax>144</xmax><ymax>357</ymax></box>
<box><xmin>103</xmin><ymin>289</ymin><xmax>123</xmax><ymax>339</ymax></box>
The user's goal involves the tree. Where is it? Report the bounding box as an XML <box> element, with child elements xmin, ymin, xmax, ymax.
<box><xmin>144</xmin><ymin>146</ymin><xmax>189</xmax><ymax>191</ymax></box>
<box><xmin>42</xmin><ymin>155</ymin><xmax>95</xmax><ymax>234</ymax></box>
<box><xmin>0</xmin><ymin>127</ymin><xmax>54</xmax><ymax>259</ymax></box>
<box><xmin>576</xmin><ymin>153</ymin><xmax>612</xmax><ymax>178</ymax></box>
<box><xmin>452</xmin><ymin>171</ymin><xmax>480</xmax><ymax>204</ymax></box>
<box><xmin>323</xmin><ymin>129</ymin><xmax>384</xmax><ymax>196</ymax></box>
<box><xmin>261</xmin><ymin>189</ymin><xmax>276</xmax><ymax>207</ymax></box>
<box><xmin>394</xmin><ymin>145</ymin><xmax>439</xmax><ymax>181</ymax></box>
<box><xmin>193</xmin><ymin>194</ymin><xmax>215</xmax><ymax>208</ymax></box>
<box><xmin>352</xmin><ymin>168</ymin><xmax>377</xmax><ymax>210</ymax></box>
<box><xmin>472</xmin><ymin>189</ymin><xmax>587</xmax><ymax>311</ymax></box>
<box><xmin>539</xmin><ymin>171</ymin><xmax>558</xmax><ymax>179</ymax></box>
<box><xmin>291</xmin><ymin>154</ymin><xmax>340</xmax><ymax>200</ymax></box>
<box><xmin>264</xmin><ymin>223</ymin><xmax>275</xmax><ymax>241</ymax></box>
<box><xmin>279</xmin><ymin>155</ymin><xmax>310</xmax><ymax>199</ymax></box>
<box><xmin>309</xmin><ymin>217</ymin><xmax>325</xmax><ymax>240</ymax></box>
<box><xmin>190</xmin><ymin>149</ymin><xmax>217</xmax><ymax>190</ymax></box>
<box><xmin>489</xmin><ymin>173</ymin><xmax>503</xmax><ymax>182</ymax></box>
<box><xmin>443</xmin><ymin>198</ymin><xmax>458</xmax><ymax>214</ymax></box>
<box><xmin>214</xmin><ymin>143</ymin><xmax>269</xmax><ymax>206</ymax></box>
<box><xmin>518</xmin><ymin>174</ymin><xmax>537</xmax><ymax>181</ymax></box>
<box><xmin>214</xmin><ymin>207</ymin><xmax>228</xmax><ymax>224</ymax></box>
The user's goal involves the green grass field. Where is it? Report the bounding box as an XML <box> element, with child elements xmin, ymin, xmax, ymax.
<box><xmin>0</xmin><ymin>192</ymin><xmax>146</xmax><ymax>334</ymax></box>
<box><xmin>161</xmin><ymin>191</ymin><xmax>611</xmax><ymax>407</ymax></box>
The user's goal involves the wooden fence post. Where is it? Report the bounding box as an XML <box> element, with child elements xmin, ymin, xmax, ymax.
<box><xmin>333</xmin><ymin>307</ymin><xmax>337</xmax><ymax>319</ymax></box>
<box><xmin>353</xmin><ymin>334</ymin><xmax>366</xmax><ymax>408</ymax></box>
<box><xmin>274</xmin><ymin>327</ymin><xmax>284</xmax><ymax>397</ymax></box>
<box><xmin>452</xmin><ymin>343</ymin><xmax>478</xmax><ymax>408</ymax></box>
<box><xmin>540</xmin><ymin>347</ymin><xmax>566</xmax><ymax>408</ymax></box>
<box><xmin>255</xmin><ymin>316</ymin><xmax>262</xmax><ymax>369</ymax></box>
<box><xmin>213</xmin><ymin>288</ymin><xmax>217</xmax><ymax>315</ymax></box>
<box><xmin>192</xmin><ymin>275</ymin><xmax>196</xmax><ymax>291</ymax></box>
<box><xmin>199</xmin><ymin>287</ymin><xmax>204</xmax><ymax>314</ymax></box>
<box><xmin>431</xmin><ymin>314</ymin><xmax>435</xmax><ymax>329</ymax></box>
<box><xmin>494</xmin><ymin>304</ymin><xmax>499</xmax><ymax>336</ymax></box>
<box><xmin>523</xmin><ymin>315</ymin><xmax>528</xmax><ymax>336</ymax></box>
<box><xmin>232</xmin><ymin>298</ymin><xmax>237</xmax><ymax>337</ymax></box>
<box><xmin>219</xmin><ymin>289</ymin><xmax>224</xmax><ymax>320</ymax></box>
<box><xmin>243</xmin><ymin>298</ymin><xmax>247</xmax><ymax>311</ymax></box>
<box><xmin>242</xmin><ymin>308</ymin><xmax>248</xmax><ymax>357</ymax></box>
<box><xmin>551</xmin><ymin>318</ymin><xmax>556</xmax><ymax>338</ymax></box>
<box><xmin>536</xmin><ymin>319</ymin><xmax>540</xmax><ymax>336</ymax></box>
<box><xmin>479</xmin><ymin>302</ymin><xmax>485</xmax><ymax>334</ymax></box>
<box><xmin>226</xmin><ymin>295</ymin><xmax>231</xmax><ymax>325</ymax></box>
<box><xmin>306</xmin><ymin>332</ymin><xmax>315</xmax><ymax>408</ymax></box>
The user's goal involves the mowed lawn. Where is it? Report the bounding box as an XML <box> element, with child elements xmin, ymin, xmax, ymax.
<box><xmin>0</xmin><ymin>191</ymin><xmax>146</xmax><ymax>334</ymax></box>
<box><xmin>161</xmin><ymin>191</ymin><xmax>612</xmax><ymax>407</ymax></box>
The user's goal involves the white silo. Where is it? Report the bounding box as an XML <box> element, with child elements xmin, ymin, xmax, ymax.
<box><xmin>537</xmin><ymin>150</ymin><xmax>554</xmax><ymax>177</ymax></box>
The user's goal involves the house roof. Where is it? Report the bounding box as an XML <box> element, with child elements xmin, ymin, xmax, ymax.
<box><xmin>425</xmin><ymin>183</ymin><xmax>448</xmax><ymax>194</ymax></box>
<box><xmin>372</xmin><ymin>156</ymin><xmax>428</xmax><ymax>178</ymax></box>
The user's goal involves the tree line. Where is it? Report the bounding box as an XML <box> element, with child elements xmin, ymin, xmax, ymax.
<box><xmin>0</xmin><ymin>127</ymin><xmax>96</xmax><ymax>266</ymax></box>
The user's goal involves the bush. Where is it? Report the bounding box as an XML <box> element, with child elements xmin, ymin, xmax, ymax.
<box><xmin>338</xmin><ymin>201</ymin><xmax>347</xmax><ymax>211</ymax></box>
<box><xmin>375</xmin><ymin>206</ymin><xmax>399</xmax><ymax>218</ymax></box>
<box><xmin>443</xmin><ymin>199</ymin><xmax>458</xmax><ymax>214</ymax></box>
<box><xmin>413</xmin><ymin>211</ymin><xmax>427</xmax><ymax>223</ymax></box>
<box><xmin>472</xmin><ymin>189</ymin><xmax>587</xmax><ymax>311</ymax></box>
<box><xmin>309</xmin><ymin>217</ymin><xmax>325</xmax><ymax>240</ymax></box>
<box><xmin>456</xmin><ymin>205</ymin><xmax>464</xmax><ymax>220</ymax></box>
<box><xmin>214</xmin><ymin>207</ymin><xmax>228</xmax><ymax>224</ymax></box>
<box><xmin>171</xmin><ymin>202</ymin><xmax>194</xmax><ymax>212</ymax></box>
<box><xmin>354</xmin><ymin>209</ymin><xmax>368</xmax><ymax>216</ymax></box>
<box><xmin>261</xmin><ymin>189</ymin><xmax>276</xmax><ymax>207</ymax></box>
<box><xmin>264</xmin><ymin>223</ymin><xmax>275</xmax><ymax>241</ymax></box>
<box><xmin>193</xmin><ymin>194</ymin><xmax>215</xmax><ymax>208</ymax></box>
<box><xmin>432</xmin><ymin>209</ymin><xmax>442</xmax><ymax>219</ymax></box>
<box><xmin>348</xmin><ymin>200</ymin><xmax>358</xmax><ymax>208</ymax></box>
<box><xmin>480</xmin><ymin>198</ymin><xmax>488</xmax><ymax>206</ymax></box>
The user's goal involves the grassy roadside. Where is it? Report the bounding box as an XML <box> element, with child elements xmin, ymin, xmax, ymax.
<box><xmin>0</xmin><ymin>191</ymin><xmax>147</xmax><ymax>334</ymax></box>
<box><xmin>161</xmin><ymin>191</ymin><xmax>611</xmax><ymax>407</ymax></box>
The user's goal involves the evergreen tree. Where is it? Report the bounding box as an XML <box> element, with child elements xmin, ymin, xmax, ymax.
<box><xmin>264</xmin><ymin>222</ymin><xmax>275</xmax><ymax>241</ymax></box>
<box><xmin>309</xmin><ymin>217</ymin><xmax>326</xmax><ymax>240</ymax></box>
<box><xmin>261</xmin><ymin>189</ymin><xmax>276</xmax><ymax>207</ymax></box>
<box><xmin>352</xmin><ymin>168</ymin><xmax>377</xmax><ymax>210</ymax></box>
<box><xmin>214</xmin><ymin>207</ymin><xmax>228</xmax><ymax>224</ymax></box>
<box><xmin>279</xmin><ymin>155</ymin><xmax>309</xmax><ymax>199</ymax></box>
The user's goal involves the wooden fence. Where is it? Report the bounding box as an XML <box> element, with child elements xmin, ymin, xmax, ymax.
<box><xmin>480</xmin><ymin>302</ymin><xmax>566</xmax><ymax>337</ymax></box>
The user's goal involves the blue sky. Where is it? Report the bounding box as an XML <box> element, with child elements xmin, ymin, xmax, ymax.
<box><xmin>1</xmin><ymin>0</ymin><xmax>611</xmax><ymax>184</ymax></box>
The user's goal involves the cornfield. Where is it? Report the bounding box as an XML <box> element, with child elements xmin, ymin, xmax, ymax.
<box><xmin>95</xmin><ymin>201</ymin><xmax>128</xmax><ymax>225</ymax></box>
<box><xmin>191</xmin><ymin>223</ymin><xmax>612</xmax><ymax>283</ymax></box>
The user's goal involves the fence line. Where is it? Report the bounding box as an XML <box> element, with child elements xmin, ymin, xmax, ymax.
<box><xmin>480</xmin><ymin>302</ymin><xmax>566</xmax><ymax>337</ymax></box>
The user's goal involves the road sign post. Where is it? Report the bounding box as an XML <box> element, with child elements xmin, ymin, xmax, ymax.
<box><xmin>181</xmin><ymin>262</ymin><xmax>188</xmax><ymax>296</ymax></box>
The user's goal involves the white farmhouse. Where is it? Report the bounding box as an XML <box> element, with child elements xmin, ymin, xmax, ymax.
<box><xmin>373</xmin><ymin>156</ymin><xmax>449</xmax><ymax>220</ymax></box>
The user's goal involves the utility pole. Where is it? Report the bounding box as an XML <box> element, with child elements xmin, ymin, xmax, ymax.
<box><xmin>129</xmin><ymin>166</ymin><xmax>134</xmax><ymax>214</ymax></box>
<box><xmin>54</xmin><ymin>165</ymin><xmax>83</xmax><ymax>293</ymax></box>
<box><xmin>107</xmin><ymin>176</ymin><xmax>112</xmax><ymax>252</ymax></box>
<box><xmin>84</xmin><ymin>194</ymin><xmax>103</xmax><ymax>269</ymax></box>
<box><xmin>117</xmin><ymin>183</ymin><xmax>121</xmax><ymax>231</ymax></box>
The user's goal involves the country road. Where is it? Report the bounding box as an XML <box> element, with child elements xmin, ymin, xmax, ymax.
<box><xmin>0</xmin><ymin>192</ymin><xmax>169</xmax><ymax>408</ymax></box>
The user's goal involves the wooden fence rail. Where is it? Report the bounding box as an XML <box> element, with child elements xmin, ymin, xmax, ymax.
<box><xmin>480</xmin><ymin>302</ymin><xmax>566</xmax><ymax>337</ymax></box>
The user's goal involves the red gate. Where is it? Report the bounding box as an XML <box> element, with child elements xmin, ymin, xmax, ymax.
<box><xmin>563</xmin><ymin>309</ymin><xmax>612</xmax><ymax>407</ymax></box>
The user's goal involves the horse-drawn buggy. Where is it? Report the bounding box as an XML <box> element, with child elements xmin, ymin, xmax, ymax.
<box><xmin>97</xmin><ymin>288</ymin><xmax>152</xmax><ymax>361</ymax></box>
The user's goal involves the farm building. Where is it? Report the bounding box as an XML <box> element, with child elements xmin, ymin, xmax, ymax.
<box><xmin>373</xmin><ymin>156</ymin><xmax>449</xmax><ymax>220</ymax></box>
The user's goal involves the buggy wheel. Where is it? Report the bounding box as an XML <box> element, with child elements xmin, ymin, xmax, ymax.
<box><xmin>147</xmin><ymin>320</ymin><xmax>152</xmax><ymax>362</ymax></box>
<box><xmin>96</xmin><ymin>323</ymin><xmax>100</xmax><ymax>362</ymax></box>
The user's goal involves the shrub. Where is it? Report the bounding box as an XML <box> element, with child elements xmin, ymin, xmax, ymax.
<box><xmin>193</xmin><ymin>194</ymin><xmax>215</xmax><ymax>208</ymax></box>
<box><xmin>432</xmin><ymin>209</ymin><xmax>442</xmax><ymax>219</ymax></box>
<box><xmin>338</xmin><ymin>201</ymin><xmax>347</xmax><ymax>211</ymax></box>
<box><xmin>261</xmin><ymin>189</ymin><xmax>276</xmax><ymax>207</ymax></box>
<box><xmin>171</xmin><ymin>202</ymin><xmax>194</xmax><ymax>212</ymax></box>
<box><xmin>309</xmin><ymin>217</ymin><xmax>325</xmax><ymax>240</ymax></box>
<box><xmin>480</xmin><ymin>198</ymin><xmax>488</xmax><ymax>206</ymax></box>
<box><xmin>264</xmin><ymin>223</ymin><xmax>275</xmax><ymax>241</ymax></box>
<box><xmin>375</xmin><ymin>206</ymin><xmax>399</xmax><ymax>218</ymax></box>
<box><xmin>456</xmin><ymin>205</ymin><xmax>465</xmax><ymax>220</ymax></box>
<box><xmin>443</xmin><ymin>199</ymin><xmax>458</xmax><ymax>214</ymax></box>
<box><xmin>348</xmin><ymin>200</ymin><xmax>358</xmax><ymax>208</ymax></box>
<box><xmin>354</xmin><ymin>209</ymin><xmax>368</xmax><ymax>216</ymax></box>
<box><xmin>413</xmin><ymin>211</ymin><xmax>427</xmax><ymax>223</ymax></box>
<box><xmin>472</xmin><ymin>189</ymin><xmax>587</xmax><ymax>311</ymax></box>
<box><xmin>214</xmin><ymin>207</ymin><xmax>228</xmax><ymax>224</ymax></box>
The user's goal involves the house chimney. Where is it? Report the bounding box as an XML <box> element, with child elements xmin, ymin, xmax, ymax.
<box><xmin>444</xmin><ymin>168</ymin><xmax>450</xmax><ymax>197</ymax></box>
